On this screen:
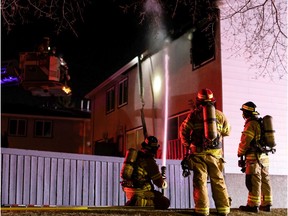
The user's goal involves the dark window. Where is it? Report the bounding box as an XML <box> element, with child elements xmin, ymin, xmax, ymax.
<box><xmin>35</xmin><ymin>120</ymin><xmax>52</xmax><ymax>138</ymax></box>
<box><xmin>191</xmin><ymin>20</ymin><xmax>216</xmax><ymax>70</ymax></box>
<box><xmin>168</xmin><ymin>118</ymin><xmax>178</xmax><ymax>140</ymax></box>
<box><xmin>118</xmin><ymin>78</ymin><xmax>128</xmax><ymax>107</ymax></box>
<box><xmin>8</xmin><ymin>119</ymin><xmax>27</xmax><ymax>136</ymax></box>
<box><xmin>168</xmin><ymin>112</ymin><xmax>189</xmax><ymax>140</ymax></box>
<box><xmin>106</xmin><ymin>86</ymin><xmax>115</xmax><ymax>113</ymax></box>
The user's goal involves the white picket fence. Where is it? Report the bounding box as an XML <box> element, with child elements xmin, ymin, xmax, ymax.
<box><xmin>1</xmin><ymin>148</ymin><xmax>194</xmax><ymax>208</ymax></box>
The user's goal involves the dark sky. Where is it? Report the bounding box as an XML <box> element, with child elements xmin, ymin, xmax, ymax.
<box><xmin>1</xmin><ymin>1</ymin><xmax>148</xmax><ymax>100</ymax></box>
<box><xmin>1</xmin><ymin>1</ymin><xmax>192</xmax><ymax>106</ymax></box>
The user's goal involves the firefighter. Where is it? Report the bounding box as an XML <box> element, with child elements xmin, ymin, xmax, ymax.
<box><xmin>238</xmin><ymin>101</ymin><xmax>273</xmax><ymax>212</ymax></box>
<box><xmin>120</xmin><ymin>136</ymin><xmax>170</xmax><ymax>209</ymax></box>
<box><xmin>179</xmin><ymin>88</ymin><xmax>231</xmax><ymax>216</ymax></box>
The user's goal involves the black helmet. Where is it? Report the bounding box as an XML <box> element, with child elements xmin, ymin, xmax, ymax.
<box><xmin>141</xmin><ymin>136</ymin><xmax>160</xmax><ymax>154</ymax></box>
<box><xmin>240</xmin><ymin>101</ymin><xmax>260</xmax><ymax>115</ymax></box>
<box><xmin>196</xmin><ymin>88</ymin><xmax>216</xmax><ymax>105</ymax></box>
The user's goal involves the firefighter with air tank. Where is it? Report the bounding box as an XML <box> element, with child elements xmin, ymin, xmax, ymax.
<box><xmin>238</xmin><ymin>101</ymin><xmax>275</xmax><ymax>213</ymax></box>
<box><xmin>120</xmin><ymin>136</ymin><xmax>170</xmax><ymax>209</ymax></box>
<box><xmin>179</xmin><ymin>88</ymin><xmax>231</xmax><ymax>216</ymax></box>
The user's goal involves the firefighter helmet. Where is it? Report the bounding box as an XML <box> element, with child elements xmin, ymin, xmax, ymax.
<box><xmin>240</xmin><ymin>101</ymin><xmax>260</xmax><ymax>115</ymax></box>
<box><xmin>141</xmin><ymin>136</ymin><xmax>160</xmax><ymax>154</ymax></box>
<box><xmin>196</xmin><ymin>88</ymin><xmax>216</xmax><ymax>105</ymax></box>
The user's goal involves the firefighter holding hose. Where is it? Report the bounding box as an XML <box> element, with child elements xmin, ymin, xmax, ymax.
<box><xmin>179</xmin><ymin>88</ymin><xmax>231</xmax><ymax>216</ymax></box>
<box><xmin>120</xmin><ymin>136</ymin><xmax>170</xmax><ymax>209</ymax></box>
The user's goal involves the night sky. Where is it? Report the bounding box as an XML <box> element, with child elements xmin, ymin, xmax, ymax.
<box><xmin>1</xmin><ymin>2</ymin><xmax>147</xmax><ymax>100</ymax></box>
<box><xmin>1</xmin><ymin>1</ymin><xmax>191</xmax><ymax>106</ymax></box>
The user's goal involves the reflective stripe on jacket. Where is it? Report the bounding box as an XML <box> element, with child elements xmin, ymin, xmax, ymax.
<box><xmin>238</xmin><ymin>118</ymin><xmax>260</xmax><ymax>156</ymax></box>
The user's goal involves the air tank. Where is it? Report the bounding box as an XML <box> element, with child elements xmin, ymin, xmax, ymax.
<box><xmin>262</xmin><ymin>115</ymin><xmax>276</xmax><ymax>148</ymax></box>
<box><xmin>120</xmin><ymin>148</ymin><xmax>138</xmax><ymax>180</ymax></box>
<box><xmin>203</xmin><ymin>103</ymin><xmax>217</xmax><ymax>141</ymax></box>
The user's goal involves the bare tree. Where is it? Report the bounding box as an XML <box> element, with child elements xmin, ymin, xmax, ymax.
<box><xmin>118</xmin><ymin>0</ymin><xmax>219</xmax><ymax>35</ymax></box>
<box><xmin>118</xmin><ymin>0</ymin><xmax>287</xmax><ymax>79</ymax></box>
<box><xmin>1</xmin><ymin>0</ymin><xmax>287</xmax><ymax>79</ymax></box>
<box><xmin>1</xmin><ymin>0</ymin><xmax>91</xmax><ymax>37</ymax></box>
<box><xmin>220</xmin><ymin>0</ymin><xmax>287</xmax><ymax>79</ymax></box>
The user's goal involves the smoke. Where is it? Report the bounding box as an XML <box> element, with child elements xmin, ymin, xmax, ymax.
<box><xmin>144</xmin><ymin>0</ymin><xmax>162</xmax><ymax>16</ymax></box>
<box><xmin>143</xmin><ymin>0</ymin><xmax>168</xmax><ymax>52</ymax></box>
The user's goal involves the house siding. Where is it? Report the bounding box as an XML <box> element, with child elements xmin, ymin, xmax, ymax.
<box><xmin>88</xmin><ymin>28</ymin><xmax>223</xmax><ymax>155</ymax></box>
<box><xmin>1</xmin><ymin>113</ymin><xmax>91</xmax><ymax>154</ymax></box>
<box><xmin>86</xmin><ymin>7</ymin><xmax>287</xmax><ymax>176</ymax></box>
<box><xmin>220</xmin><ymin>9</ymin><xmax>288</xmax><ymax>175</ymax></box>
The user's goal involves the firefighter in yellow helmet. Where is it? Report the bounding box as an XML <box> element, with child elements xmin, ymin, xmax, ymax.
<box><xmin>179</xmin><ymin>88</ymin><xmax>231</xmax><ymax>216</ymax></box>
<box><xmin>120</xmin><ymin>136</ymin><xmax>170</xmax><ymax>209</ymax></box>
<box><xmin>238</xmin><ymin>101</ymin><xmax>273</xmax><ymax>212</ymax></box>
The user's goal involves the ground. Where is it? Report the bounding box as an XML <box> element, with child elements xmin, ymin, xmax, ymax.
<box><xmin>1</xmin><ymin>206</ymin><xmax>287</xmax><ymax>216</ymax></box>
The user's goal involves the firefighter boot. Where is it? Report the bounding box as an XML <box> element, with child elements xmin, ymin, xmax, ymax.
<box><xmin>239</xmin><ymin>205</ymin><xmax>259</xmax><ymax>213</ymax></box>
<box><xmin>259</xmin><ymin>205</ymin><xmax>271</xmax><ymax>212</ymax></box>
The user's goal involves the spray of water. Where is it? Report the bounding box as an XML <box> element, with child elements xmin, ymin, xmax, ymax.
<box><xmin>162</xmin><ymin>48</ymin><xmax>169</xmax><ymax>167</ymax></box>
<box><xmin>143</xmin><ymin>0</ymin><xmax>170</xmax><ymax>167</ymax></box>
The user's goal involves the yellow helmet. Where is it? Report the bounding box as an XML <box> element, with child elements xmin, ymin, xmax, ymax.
<box><xmin>240</xmin><ymin>101</ymin><xmax>260</xmax><ymax>115</ymax></box>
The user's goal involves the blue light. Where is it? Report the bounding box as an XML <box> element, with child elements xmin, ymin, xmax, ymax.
<box><xmin>1</xmin><ymin>76</ymin><xmax>20</xmax><ymax>85</ymax></box>
<box><xmin>1</xmin><ymin>66</ymin><xmax>20</xmax><ymax>85</ymax></box>
<box><xmin>1</xmin><ymin>66</ymin><xmax>7</xmax><ymax>74</ymax></box>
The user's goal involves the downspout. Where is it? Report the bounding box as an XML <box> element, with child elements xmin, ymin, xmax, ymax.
<box><xmin>138</xmin><ymin>55</ymin><xmax>148</xmax><ymax>138</ymax></box>
<box><xmin>148</xmin><ymin>57</ymin><xmax>156</xmax><ymax>135</ymax></box>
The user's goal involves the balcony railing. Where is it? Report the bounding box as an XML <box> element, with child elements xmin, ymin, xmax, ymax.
<box><xmin>166</xmin><ymin>139</ymin><xmax>188</xmax><ymax>160</ymax></box>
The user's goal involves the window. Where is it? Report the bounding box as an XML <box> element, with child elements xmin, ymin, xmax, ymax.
<box><xmin>118</xmin><ymin>78</ymin><xmax>128</xmax><ymax>107</ymax></box>
<box><xmin>126</xmin><ymin>128</ymin><xmax>144</xmax><ymax>150</ymax></box>
<box><xmin>34</xmin><ymin>120</ymin><xmax>52</xmax><ymax>138</ymax></box>
<box><xmin>168</xmin><ymin>112</ymin><xmax>189</xmax><ymax>140</ymax></box>
<box><xmin>8</xmin><ymin>119</ymin><xmax>27</xmax><ymax>136</ymax></box>
<box><xmin>168</xmin><ymin>118</ymin><xmax>178</xmax><ymax>140</ymax></box>
<box><xmin>106</xmin><ymin>86</ymin><xmax>115</xmax><ymax>113</ymax></box>
<box><xmin>191</xmin><ymin>20</ymin><xmax>216</xmax><ymax>70</ymax></box>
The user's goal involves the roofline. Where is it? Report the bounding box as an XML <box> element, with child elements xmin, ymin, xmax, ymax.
<box><xmin>85</xmin><ymin>56</ymin><xmax>138</xmax><ymax>99</ymax></box>
<box><xmin>1</xmin><ymin>113</ymin><xmax>91</xmax><ymax>121</ymax></box>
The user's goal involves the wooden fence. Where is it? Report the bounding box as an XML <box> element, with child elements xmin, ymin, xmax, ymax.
<box><xmin>1</xmin><ymin>148</ymin><xmax>194</xmax><ymax>208</ymax></box>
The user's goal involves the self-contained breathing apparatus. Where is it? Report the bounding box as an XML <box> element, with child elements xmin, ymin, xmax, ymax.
<box><xmin>181</xmin><ymin>101</ymin><xmax>219</xmax><ymax>177</ymax></box>
<box><xmin>203</xmin><ymin>102</ymin><xmax>219</xmax><ymax>149</ymax></box>
<box><xmin>240</xmin><ymin>101</ymin><xmax>276</xmax><ymax>155</ymax></box>
<box><xmin>238</xmin><ymin>101</ymin><xmax>276</xmax><ymax>172</ymax></box>
<box><xmin>258</xmin><ymin>115</ymin><xmax>276</xmax><ymax>154</ymax></box>
<box><xmin>120</xmin><ymin>148</ymin><xmax>138</xmax><ymax>187</ymax></box>
<box><xmin>238</xmin><ymin>116</ymin><xmax>276</xmax><ymax>173</ymax></box>
<box><xmin>245</xmin><ymin>115</ymin><xmax>276</xmax><ymax>155</ymax></box>
<box><xmin>238</xmin><ymin>115</ymin><xmax>276</xmax><ymax>173</ymax></box>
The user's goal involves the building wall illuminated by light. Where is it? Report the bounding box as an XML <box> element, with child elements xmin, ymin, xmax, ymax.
<box><xmin>86</xmin><ymin>7</ymin><xmax>287</xmax><ymax>175</ymax></box>
<box><xmin>152</xmin><ymin>75</ymin><xmax>162</xmax><ymax>95</ymax></box>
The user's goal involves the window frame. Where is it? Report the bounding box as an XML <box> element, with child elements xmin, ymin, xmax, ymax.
<box><xmin>8</xmin><ymin>118</ymin><xmax>27</xmax><ymax>137</ymax></box>
<box><xmin>34</xmin><ymin>120</ymin><xmax>53</xmax><ymax>138</ymax></box>
<box><xmin>106</xmin><ymin>86</ymin><xmax>115</xmax><ymax>114</ymax></box>
<box><xmin>125</xmin><ymin>127</ymin><xmax>144</xmax><ymax>151</ymax></box>
<box><xmin>168</xmin><ymin>111</ymin><xmax>190</xmax><ymax>140</ymax></box>
<box><xmin>118</xmin><ymin>77</ymin><xmax>128</xmax><ymax>108</ymax></box>
<box><xmin>191</xmin><ymin>19</ymin><xmax>216</xmax><ymax>70</ymax></box>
